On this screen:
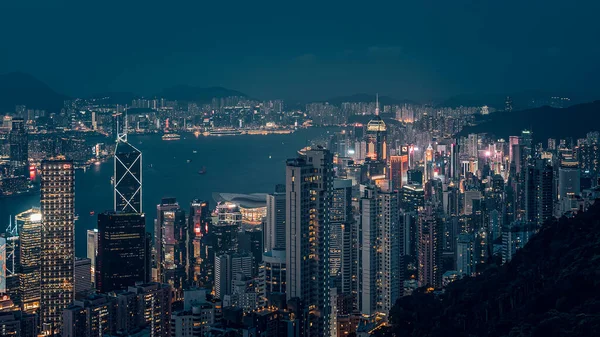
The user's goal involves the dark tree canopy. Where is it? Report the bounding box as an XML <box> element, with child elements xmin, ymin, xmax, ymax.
<box><xmin>380</xmin><ymin>202</ymin><xmax>600</xmax><ymax>337</ymax></box>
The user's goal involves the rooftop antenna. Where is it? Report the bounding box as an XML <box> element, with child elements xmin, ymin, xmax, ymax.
<box><xmin>375</xmin><ymin>93</ymin><xmax>380</xmax><ymax>116</ymax></box>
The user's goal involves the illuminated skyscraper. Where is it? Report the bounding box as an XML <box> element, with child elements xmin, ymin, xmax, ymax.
<box><xmin>96</xmin><ymin>212</ymin><xmax>147</xmax><ymax>293</ymax></box>
<box><xmin>188</xmin><ymin>199</ymin><xmax>211</xmax><ymax>285</ymax></box>
<box><xmin>365</xmin><ymin>95</ymin><xmax>387</xmax><ymax>162</ymax></box>
<box><xmin>417</xmin><ymin>203</ymin><xmax>441</xmax><ymax>288</ymax></box>
<box><xmin>40</xmin><ymin>158</ymin><xmax>75</xmax><ymax>334</ymax></box>
<box><xmin>114</xmin><ymin>120</ymin><xmax>142</xmax><ymax>213</ymax></box>
<box><xmin>390</xmin><ymin>153</ymin><xmax>409</xmax><ymax>190</ymax></box>
<box><xmin>286</xmin><ymin>147</ymin><xmax>333</xmax><ymax>337</ymax></box>
<box><xmin>16</xmin><ymin>208</ymin><xmax>42</xmax><ymax>314</ymax></box>
<box><xmin>154</xmin><ymin>198</ymin><xmax>187</xmax><ymax>294</ymax></box>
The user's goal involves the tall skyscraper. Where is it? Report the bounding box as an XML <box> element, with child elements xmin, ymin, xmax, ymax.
<box><xmin>286</xmin><ymin>147</ymin><xmax>333</xmax><ymax>337</ymax></box>
<box><xmin>1</xmin><ymin>221</ymin><xmax>20</xmax><ymax>308</ymax></box>
<box><xmin>330</xmin><ymin>179</ymin><xmax>354</xmax><ymax>294</ymax></box>
<box><xmin>154</xmin><ymin>198</ymin><xmax>187</xmax><ymax>293</ymax></box>
<box><xmin>378</xmin><ymin>190</ymin><xmax>402</xmax><ymax>315</ymax></box>
<box><xmin>114</xmin><ymin>128</ymin><xmax>142</xmax><ymax>213</ymax></box>
<box><xmin>525</xmin><ymin>159</ymin><xmax>554</xmax><ymax>226</ymax></box>
<box><xmin>40</xmin><ymin>158</ymin><xmax>75</xmax><ymax>334</ymax></box>
<box><xmin>365</xmin><ymin>95</ymin><xmax>387</xmax><ymax>162</ymax></box>
<box><xmin>359</xmin><ymin>186</ymin><xmax>378</xmax><ymax>316</ymax></box>
<box><xmin>16</xmin><ymin>208</ymin><xmax>41</xmax><ymax>314</ymax></box>
<box><xmin>86</xmin><ymin>229</ymin><xmax>98</xmax><ymax>286</ymax></box>
<box><xmin>358</xmin><ymin>186</ymin><xmax>402</xmax><ymax>317</ymax></box>
<box><xmin>390</xmin><ymin>153</ymin><xmax>409</xmax><ymax>190</ymax></box>
<box><xmin>264</xmin><ymin>184</ymin><xmax>286</xmax><ymax>251</ymax></box>
<box><xmin>96</xmin><ymin>212</ymin><xmax>147</xmax><ymax>293</ymax></box>
<box><xmin>188</xmin><ymin>199</ymin><xmax>211</xmax><ymax>285</ymax></box>
<box><xmin>8</xmin><ymin>117</ymin><xmax>28</xmax><ymax>178</ymax></box>
<box><xmin>417</xmin><ymin>203</ymin><xmax>441</xmax><ymax>288</ymax></box>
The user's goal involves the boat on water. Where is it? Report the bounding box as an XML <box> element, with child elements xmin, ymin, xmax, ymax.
<box><xmin>110</xmin><ymin>176</ymin><xmax>114</xmax><ymax>185</ymax></box>
<box><xmin>186</xmin><ymin>159</ymin><xmax>192</xmax><ymax>163</ymax></box>
<box><xmin>162</xmin><ymin>133</ymin><xmax>181</xmax><ymax>141</ymax></box>
<box><xmin>90</xmin><ymin>211</ymin><xmax>95</xmax><ymax>216</ymax></box>
<box><xmin>198</xmin><ymin>166</ymin><xmax>207</xmax><ymax>175</ymax></box>
<box><xmin>193</xmin><ymin>150</ymin><xmax>197</xmax><ymax>154</ymax></box>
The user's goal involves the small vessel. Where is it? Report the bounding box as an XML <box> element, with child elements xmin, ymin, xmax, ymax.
<box><xmin>110</xmin><ymin>176</ymin><xmax>114</xmax><ymax>185</ymax></box>
<box><xmin>90</xmin><ymin>211</ymin><xmax>95</xmax><ymax>216</ymax></box>
<box><xmin>162</xmin><ymin>133</ymin><xmax>181</xmax><ymax>141</ymax></box>
<box><xmin>187</xmin><ymin>159</ymin><xmax>192</xmax><ymax>163</ymax></box>
<box><xmin>198</xmin><ymin>166</ymin><xmax>207</xmax><ymax>175</ymax></box>
<box><xmin>193</xmin><ymin>150</ymin><xmax>197</xmax><ymax>154</ymax></box>
<box><xmin>74</xmin><ymin>214</ymin><xmax>80</xmax><ymax>221</ymax></box>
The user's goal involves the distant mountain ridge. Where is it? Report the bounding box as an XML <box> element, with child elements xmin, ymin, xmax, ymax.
<box><xmin>324</xmin><ymin>93</ymin><xmax>417</xmax><ymax>106</ymax></box>
<box><xmin>155</xmin><ymin>85</ymin><xmax>248</xmax><ymax>103</ymax></box>
<box><xmin>0</xmin><ymin>71</ymin><xmax>69</xmax><ymax>112</ymax></box>
<box><xmin>460</xmin><ymin>100</ymin><xmax>600</xmax><ymax>142</ymax></box>
<box><xmin>439</xmin><ymin>90</ymin><xmax>577</xmax><ymax>110</ymax></box>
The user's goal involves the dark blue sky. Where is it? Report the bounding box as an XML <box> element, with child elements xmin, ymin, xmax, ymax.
<box><xmin>1</xmin><ymin>0</ymin><xmax>599</xmax><ymax>101</ymax></box>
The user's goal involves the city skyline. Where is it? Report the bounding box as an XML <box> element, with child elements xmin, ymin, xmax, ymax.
<box><xmin>1</xmin><ymin>2</ymin><xmax>600</xmax><ymax>335</ymax></box>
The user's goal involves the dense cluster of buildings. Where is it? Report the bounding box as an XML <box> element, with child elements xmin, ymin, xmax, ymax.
<box><xmin>0</xmin><ymin>93</ymin><xmax>597</xmax><ymax>336</ymax></box>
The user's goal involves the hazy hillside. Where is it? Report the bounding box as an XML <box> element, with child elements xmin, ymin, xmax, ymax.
<box><xmin>0</xmin><ymin>71</ymin><xmax>68</xmax><ymax>112</ymax></box>
<box><xmin>460</xmin><ymin>101</ymin><xmax>600</xmax><ymax>142</ymax></box>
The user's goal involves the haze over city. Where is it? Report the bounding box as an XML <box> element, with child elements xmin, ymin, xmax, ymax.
<box><xmin>1</xmin><ymin>1</ymin><xmax>599</xmax><ymax>101</ymax></box>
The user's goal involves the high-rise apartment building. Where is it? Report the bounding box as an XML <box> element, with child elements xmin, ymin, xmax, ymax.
<box><xmin>40</xmin><ymin>158</ymin><xmax>75</xmax><ymax>334</ymax></box>
<box><xmin>258</xmin><ymin>248</ymin><xmax>286</xmax><ymax>307</ymax></box>
<box><xmin>358</xmin><ymin>186</ymin><xmax>402</xmax><ymax>317</ymax></box>
<box><xmin>286</xmin><ymin>147</ymin><xmax>333</xmax><ymax>337</ymax></box>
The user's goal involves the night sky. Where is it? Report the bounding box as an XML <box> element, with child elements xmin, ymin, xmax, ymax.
<box><xmin>1</xmin><ymin>0</ymin><xmax>599</xmax><ymax>101</ymax></box>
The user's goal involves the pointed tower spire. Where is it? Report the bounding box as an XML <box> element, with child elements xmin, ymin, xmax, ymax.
<box><xmin>124</xmin><ymin>109</ymin><xmax>128</xmax><ymax>141</ymax></box>
<box><xmin>375</xmin><ymin>93</ymin><xmax>380</xmax><ymax>116</ymax></box>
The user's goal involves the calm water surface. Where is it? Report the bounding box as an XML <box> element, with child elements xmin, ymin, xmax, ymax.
<box><xmin>0</xmin><ymin>128</ymin><xmax>335</xmax><ymax>256</ymax></box>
